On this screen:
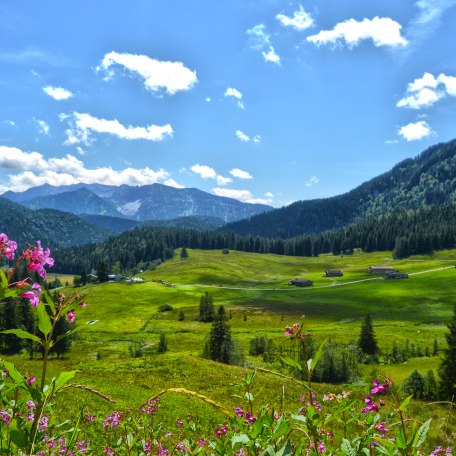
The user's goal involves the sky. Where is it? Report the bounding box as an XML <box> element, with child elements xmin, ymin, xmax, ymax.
<box><xmin>0</xmin><ymin>0</ymin><xmax>455</xmax><ymax>207</ymax></box>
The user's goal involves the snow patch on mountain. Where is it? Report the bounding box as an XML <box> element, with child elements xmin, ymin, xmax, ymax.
<box><xmin>118</xmin><ymin>200</ymin><xmax>141</xmax><ymax>216</ymax></box>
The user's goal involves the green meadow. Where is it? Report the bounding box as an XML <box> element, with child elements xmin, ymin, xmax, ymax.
<box><xmin>4</xmin><ymin>248</ymin><xmax>456</xmax><ymax>434</ymax></box>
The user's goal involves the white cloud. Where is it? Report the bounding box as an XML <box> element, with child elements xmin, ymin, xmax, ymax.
<box><xmin>276</xmin><ymin>5</ymin><xmax>314</xmax><ymax>31</ymax></box>
<box><xmin>398</xmin><ymin>120</ymin><xmax>433</xmax><ymax>141</ymax></box>
<box><xmin>212</xmin><ymin>187</ymin><xmax>271</xmax><ymax>205</ymax></box>
<box><xmin>3</xmin><ymin>119</ymin><xmax>16</xmax><ymax>127</ymax></box>
<box><xmin>205</xmin><ymin>97</ymin><xmax>211</xmax><ymax>103</ymax></box>
<box><xmin>43</xmin><ymin>86</ymin><xmax>73</xmax><ymax>100</ymax></box>
<box><xmin>246</xmin><ymin>24</ymin><xmax>270</xmax><ymax>48</ymax></box>
<box><xmin>75</xmin><ymin>146</ymin><xmax>85</xmax><ymax>156</ymax></box>
<box><xmin>63</xmin><ymin>112</ymin><xmax>173</xmax><ymax>145</ymax></box>
<box><xmin>164</xmin><ymin>178</ymin><xmax>185</xmax><ymax>189</ymax></box>
<box><xmin>397</xmin><ymin>72</ymin><xmax>456</xmax><ymax>109</ymax></box>
<box><xmin>190</xmin><ymin>164</ymin><xmax>231</xmax><ymax>186</ymax></box>
<box><xmin>190</xmin><ymin>164</ymin><xmax>217</xmax><ymax>180</ymax></box>
<box><xmin>305</xmin><ymin>176</ymin><xmax>320</xmax><ymax>187</ymax></box>
<box><xmin>262</xmin><ymin>46</ymin><xmax>281</xmax><ymax>65</ymax></box>
<box><xmin>230</xmin><ymin>168</ymin><xmax>253</xmax><ymax>179</ymax></box>
<box><xmin>0</xmin><ymin>146</ymin><xmax>171</xmax><ymax>192</ymax></box>
<box><xmin>235</xmin><ymin>130</ymin><xmax>250</xmax><ymax>142</ymax></box>
<box><xmin>247</xmin><ymin>24</ymin><xmax>280</xmax><ymax>65</ymax></box>
<box><xmin>98</xmin><ymin>51</ymin><xmax>198</xmax><ymax>95</ymax></box>
<box><xmin>35</xmin><ymin>119</ymin><xmax>50</xmax><ymax>136</ymax></box>
<box><xmin>253</xmin><ymin>135</ymin><xmax>262</xmax><ymax>143</ymax></box>
<box><xmin>385</xmin><ymin>139</ymin><xmax>399</xmax><ymax>144</ymax></box>
<box><xmin>307</xmin><ymin>17</ymin><xmax>408</xmax><ymax>48</ymax></box>
<box><xmin>224</xmin><ymin>87</ymin><xmax>245</xmax><ymax>109</ymax></box>
<box><xmin>265</xmin><ymin>192</ymin><xmax>274</xmax><ymax>198</ymax></box>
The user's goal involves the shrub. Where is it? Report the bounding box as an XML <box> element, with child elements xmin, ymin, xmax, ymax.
<box><xmin>158</xmin><ymin>304</ymin><xmax>174</xmax><ymax>312</ymax></box>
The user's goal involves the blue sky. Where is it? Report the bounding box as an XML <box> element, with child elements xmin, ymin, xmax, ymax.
<box><xmin>0</xmin><ymin>0</ymin><xmax>455</xmax><ymax>207</ymax></box>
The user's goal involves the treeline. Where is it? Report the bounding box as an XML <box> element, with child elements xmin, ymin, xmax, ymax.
<box><xmin>52</xmin><ymin>203</ymin><xmax>456</xmax><ymax>273</ymax></box>
<box><xmin>223</xmin><ymin>139</ymin><xmax>456</xmax><ymax>238</ymax></box>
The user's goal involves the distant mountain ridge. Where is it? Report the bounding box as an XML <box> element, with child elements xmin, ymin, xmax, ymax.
<box><xmin>222</xmin><ymin>139</ymin><xmax>456</xmax><ymax>238</ymax></box>
<box><xmin>2</xmin><ymin>183</ymin><xmax>272</xmax><ymax>223</ymax></box>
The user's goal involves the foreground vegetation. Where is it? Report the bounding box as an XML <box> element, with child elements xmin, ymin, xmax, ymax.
<box><xmin>1</xmin><ymin>234</ymin><xmax>456</xmax><ymax>453</ymax></box>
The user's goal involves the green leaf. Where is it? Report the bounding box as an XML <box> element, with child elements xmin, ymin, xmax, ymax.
<box><xmin>42</xmin><ymin>290</ymin><xmax>56</xmax><ymax>316</ymax></box>
<box><xmin>340</xmin><ymin>439</ymin><xmax>356</xmax><ymax>456</ymax></box>
<box><xmin>276</xmin><ymin>441</ymin><xmax>292</xmax><ymax>456</ymax></box>
<box><xmin>310</xmin><ymin>337</ymin><xmax>328</xmax><ymax>372</ymax></box>
<box><xmin>36</xmin><ymin>300</ymin><xmax>53</xmax><ymax>337</ymax></box>
<box><xmin>54</xmin><ymin>324</ymin><xmax>86</xmax><ymax>343</ymax></box>
<box><xmin>1</xmin><ymin>361</ymin><xmax>25</xmax><ymax>386</ymax></box>
<box><xmin>54</xmin><ymin>370</ymin><xmax>79</xmax><ymax>391</ymax></box>
<box><xmin>1</xmin><ymin>329</ymin><xmax>42</xmax><ymax>344</ymax></box>
<box><xmin>279</xmin><ymin>356</ymin><xmax>302</xmax><ymax>372</ymax></box>
<box><xmin>0</xmin><ymin>269</ymin><xmax>8</xmax><ymax>288</ymax></box>
<box><xmin>399</xmin><ymin>394</ymin><xmax>414</xmax><ymax>411</ymax></box>
<box><xmin>413</xmin><ymin>418</ymin><xmax>432</xmax><ymax>448</ymax></box>
<box><xmin>231</xmin><ymin>434</ymin><xmax>250</xmax><ymax>447</ymax></box>
<box><xmin>395</xmin><ymin>429</ymin><xmax>407</xmax><ymax>450</ymax></box>
<box><xmin>9</xmin><ymin>430</ymin><xmax>29</xmax><ymax>448</ymax></box>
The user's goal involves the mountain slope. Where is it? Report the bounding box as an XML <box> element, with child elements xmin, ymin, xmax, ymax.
<box><xmin>2</xmin><ymin>183</ymin><xmax>272</xmax><ymax>223</ymax></box>
<box><xmin>222</xmin><ymin>139</ymin><xmax>456</xmax><ymax>238</ymax></box>
<box><xmin>0</xmin><ymin>197</ymin><xmax>112</xmax><ymax>249</ymax></box>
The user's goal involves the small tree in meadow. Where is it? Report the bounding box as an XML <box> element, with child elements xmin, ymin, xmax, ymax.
<box><xmin>158</xmin><ymin>333</ymin><xmax>168</xmax><ymax>353</ymax></box>
<box><xmin>403</xmin><ymin>369</ymin><xmax>426</xmax><ymax>399</ymax></box>
<box><xmin>199</xmin><ymin>291</ymin><xmax>214</xmax><ymax>322</ymax></box>
<box><xmin>207</xmin><ymin>305</ymin><xmax>235</xmax><ymax>364</ymax></box>
<box><xmin>358</xmin><ymin>313</ymin><xmax>378</xmax><ymax>358</ymax></box>
<box><xmin>439</xmin><ymin>304</ymin><xmax>456</xmax><ymax>399</ymax></box>
<box><xmin>180</xmin><ymin>247</ymin><xmax>189</xmax><ymax>259</ymax></box>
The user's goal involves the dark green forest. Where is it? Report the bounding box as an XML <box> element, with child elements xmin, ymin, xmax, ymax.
<box><xmin>51</xmin><ymin>203</ymin><xmax>456</xmax><ymax>274</ymax></box>
<box><xmin>223</xmin><ymin>139</ymin><xmax>456</xmax><ymax>238</ymax></box>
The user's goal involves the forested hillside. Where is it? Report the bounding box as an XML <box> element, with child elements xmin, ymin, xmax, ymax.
<box><xmin>223</xmin><ymin>139</ymin><xmax>456</xmax><ymax>238</ymax></box>
<box><xmin>0</xmin><ymin>197</ymin><xmax>112</xmax><ymax>249</ymax></box>
<box><xmin>53</xmin><ymin>203</ymin><xmax>456</xmax><ymax>273</ymax></box>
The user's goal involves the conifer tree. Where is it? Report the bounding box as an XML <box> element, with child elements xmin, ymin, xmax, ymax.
<box><xmin>180</xmin><ymin>247</ymin><xmax>189</xmax><ymax>259</ymax></box>
<box><xmin>96</xmin><ymin>260</ymin><xmax>109</xmax><ymax>283</ymax></box>
<box><xmin>199</xmin><ymin>291</ymin><xmax>214</xmax><ymax>322</ymax></box>
<box><xmin>439</xmin><ymin>304</ymin><xmax>456</xmax><ymax>399</ymax></box>
<box><xmin>208</xmin><ymin>306</ymin><xmax>234</xmax><ymax>364</ymax></box>
<box><xmin>358</xmin><ymin>313</ymin><xmax>378</xmax><ymax>356</ymax></box>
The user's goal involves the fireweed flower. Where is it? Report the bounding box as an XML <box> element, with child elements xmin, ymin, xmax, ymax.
<box><xmin>22</xmin><ymin>283</ymin><xmax>42</xmax><ymax>307</ymax></box>
<box><xmin>371</xmin><ymin>378</ymin><xmax>387</xmax><ymax>395</ymax></box>
<box><xmin>0</xmin><ymin>233</ymin><xmax>17</xmax><ymax>260</ymax></box>
<box><xmin>23</xmin><ymin>240</ymin><xmax>54</xmax><ymax>278</ymax></box>
<box><xmin>67</xmin><ymin>310</ymin><xmax>75</xmax><ymax>323</ymax></box>
<box><xmin>362</xmin><ymin>396</ymin><xmax>379</xmax><ymax>414</ymax></box>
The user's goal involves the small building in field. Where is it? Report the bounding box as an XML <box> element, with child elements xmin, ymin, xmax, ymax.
<box><xmin>325</xmin><ymin>269</ymin><xmax>343</xmax><ymax>277</ymax></box>
<box><xmin>289</xmin><ymin>278</ymin><xmax>313</xmax><ymax>287</ymax></box>
<box><xmin>384</xmin><ymin>271</ymin><xmax>408</xmax><ymax>280</ymax></box>
<box><xmin>108</xmin><ymin>274</ymin><xmax>124</xmax><ymax>282</ymax></box>
<box><xmin>368</xmin><ymin>266</ymin><xmax>395</xmax><ymax>274</ymax></box>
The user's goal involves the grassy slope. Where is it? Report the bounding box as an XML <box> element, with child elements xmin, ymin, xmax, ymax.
<box><xmin>5</xmin><ymin>248</ymin><xmax>456</xmax><ymax>435</ymax></box>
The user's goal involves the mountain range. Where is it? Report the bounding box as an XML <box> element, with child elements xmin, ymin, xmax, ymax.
<box><xmin>223</xmin><ymin>139</ymin><xmax>456</xmax><ymax>238</ymax></box>
<box><xmin>2</xmin><ymin>183</ymin><xmax>272</xmax><ymax>223</ymax></box>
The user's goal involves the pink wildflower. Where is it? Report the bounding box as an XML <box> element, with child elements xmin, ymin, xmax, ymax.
<box><xmin>22</xmin><ymin>283</ymin><xmax>41</xmax><ymax>307</ymax></box>
<box><xmin>67</xmin><ymin>310</ymin><xmax>75</xmax><ymax>323</ymax></box>
<box><xmin>23</xmin><ymin>241</ymin><xmax>54</xmax><ymax>278</ymax></box>
<box><xmin>235</xmin><ymin>406</ymin><xmax>244</xmax><ymax>417</ymax></box>
<box><xmin>371</xmin><ymin>378</ymin><xmax>387</xmax><ymax>394</ymax></box>
<box><xmin>317</xmin><ymin>442</ymin><xmax>326</xmax><ymax>454</ymax></box>
<box><xmin>0</xmin><ymin>233</ymin><xmax>17</xmax><ymax>260</ymax></box>
<box><xmin>79</xmin><ymin>301</ymin><xmax>87</xmax><ymax>307</ymax></box>
<box><xmin>362</xmin><ymin>396</ymin><xmax>379</xmax><ymax>414</ymax></box>
<box><xmin>38</xmin><ymin>415</ymin><xmax>48</xmax><ymax>431</ymax></box>
<box><xmin>176</xmin><ymin>419</ymin><xmax>183</xmax><ymax>427</ymax></box>
<box><xmin>27</xmin><ymin>376</ymin><xmax>36</xmax><ymax>387</ymax></box>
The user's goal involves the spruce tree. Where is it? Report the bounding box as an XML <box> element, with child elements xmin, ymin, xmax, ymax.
<box><xmin>199</xmin><ymin>291</ymin><xmax>214</xmax><ymax>322</ymax></box>
<box><xmin>208</xmin><ymin>306</ymin><xmax>234</xmax><ymax>364</ymax></box>
<box><xmin>358</xmin><ymin>313</ymin><xmax>378</xmax><ymax>356</ymax></box>
<box><xmin>180</xmin><ymin>247</ymin><xmax>189</xmax><ymax>259</ymax></box>
<box><xmin>439</xmin><ymin>304</ymin><xmax>456</xmax><ymax>399</ymax></box>
<box><xmin>97</xmin><ymin>260</ymin><xmax>109</xmax><ymax>283</ymax></box>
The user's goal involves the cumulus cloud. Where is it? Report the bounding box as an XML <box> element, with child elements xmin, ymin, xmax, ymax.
<box><xmin>235</xmin><ymin>130</ymin><xmax>250</xmax><ymax>142</ymax></box>
<box><xmin>212</xmin><ymin>187</ymin><xmax>271</xmax><ymax>205</ymax></box>
<box><xmin>190</xmin><ymin>164</ymin><xmax>231</xmax><ymax>186</ymax></box>
<box><xmin>224</xmin><ymin>87</ymin><xmax>245</xmax><ymax>109</ymax></box>
<box><xmin>98</xmin><ymin>51</ymin><xmax>198</xmax><ymax>95</ymax></box>
<box><xmin>43</xmin><ymin>85</ymin><xmax>73</xmax><ymax>100</ymax></box>
<box><xmin>262</xmin><ymin>47</ymin><xmax>281</xmax><ymax>65</ymax></box>
<box><xmin>0</xmin><ymin>146</ymin><xmax>172</xmax><ymax>192</ymax></box>
<box><xmin>307</xmin><ymin>17</ymin><xmax>408</xmax><ymax>48</ymax></box>
<box><xmin>230</xmin><ymin>168</ymin><xmax>253</xmax><ymax>179</ymax></box>
<box><xmin>276</xmin><ymin>5</ymin><xmax>314</xmax><ymax>31</ymax></box>
<box><xmin>397</xmin><ymin>72</ymin><xmax>456</xmax><ymax>109</ymax></box>
<box><xmin>253</xmin><ymin>135</ymin><xmax>262</xmax><ymax>143</ymax></box>
<box><xmin>246</xmin><ymin>24</ymin><xmax>281</xmax><ymax>65</ymax></box>
<box><xmin>35</xmin><ymin>119</ymin><xmax>50</xmax><ymax>136</ymax></box>
<box><xmin>63</xmin><ymin>112</ymin><xmax>173</xmax><ymax>145</ymax></box>
<box><xmin>164</xmin><ymin>178</ymin><xmax>185</xmax><ymax>189</ymax></box>
<box><xmin>305</xmin><ymin>176</ymin><xmax>320</xmax><ymax>187</ymax></box>
<box><xmin>398</xmin><ymin>120</ymin><xmax>433</xmax><ymax>141</ymax></box>
<box><xmin>265</xmin><ymin>192</ymin><xmax>274</xmax><ymax>198</ymax></box>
